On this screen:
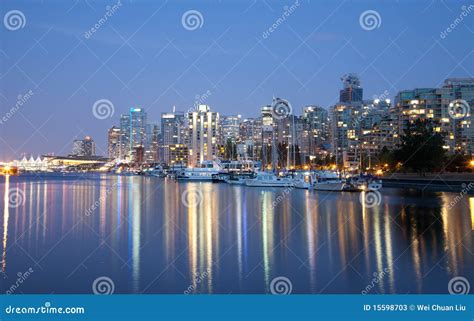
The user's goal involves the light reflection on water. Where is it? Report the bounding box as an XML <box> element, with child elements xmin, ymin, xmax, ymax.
<box><xmin>0</xmin><ymin>173</ymin><xmax>472</xmax><ymax>294</ymax></box>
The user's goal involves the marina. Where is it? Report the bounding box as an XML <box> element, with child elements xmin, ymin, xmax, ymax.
<box><xmin>1</xmin><ymin>173</ymin><xmax>472</xmax><ymax>294</ymax></box>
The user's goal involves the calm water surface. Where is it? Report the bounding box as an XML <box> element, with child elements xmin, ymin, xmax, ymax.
<box><xmin>0</xmin><ymin>174</ymin><xmax>473</xmax><ymax>294</ymax></box>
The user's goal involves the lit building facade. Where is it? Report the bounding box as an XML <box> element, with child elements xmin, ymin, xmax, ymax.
<box><xmin>221</xmin><ymin>115</ymin><xmax>242</xmax><ymax>143</ymax></box>
<box><xmin>239</xmin><ymin>118</ymin><xmax>263</xmax><ymax>161</ymax></box>
<box><xmin>394</xmin><ymin>78</ymin><xmax>474</xmax><ymax>154</ymax></box>
<box><xmin>301</xmin><ymin>106</ymin><xmax>330</xmax><ymax>161</ymax></box>
<box><xmin>340</xmin><ymin>73</ymin><xmax>363</xmax><ymax>103</ymax></box>
<box><xmin>160</xmin><ymin>110</ymin><xmax>185</xmax><ymax>165</ymax></box>
<box><xmin>107</xmin><ymin>126</ymin><xmax>121</xmax><ymax>160</ymax></box>
<box><xmin>71</xmin><ymin>136</ymin><xmax>95</xmax><ymax>157</ymax></box>
<box><xmin>187</xmin><ymin>105</ymin><xmax>220</xmax><ymax>166</ymax></box>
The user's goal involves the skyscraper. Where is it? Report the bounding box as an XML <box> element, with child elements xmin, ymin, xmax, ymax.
<box><xmin>119</xmin><ymin>113</ymin><xmax>130</xmax><ymax>160</ymax></box>
<box><xmin>239</xmin><ymin>118</ymin><xmax>262</xmax><ymax>161</ymax></box>
<box><xmin>129</xmin><ymin>107</ymin><xmax>148</xmax><ymax>160</ymax></box>
<box><xmin>302</xmin><ymin>106</ymin><xmax>330</xmax><ymax>161</ymax></box>
<box><xmin>221</xmin><ymin>115</ymin><xmax>242</xmax><ymax>143</ymax></box>
<box><xmin>71</xmin><ymin>136</ymin><xmax>95</xmax><ymax>157</ymax></box>
<box><xmin>394</xmin><ymin>78</ymin><xmax>474</xmax><ymax>154</ymax></box>
<box><xmin>107</xmin><ymin>126</ymin><xmax>121</xmax><ymax>160</ymax></box>
<box><xmin>339</xmin><ymin>73</ymin><xmax>363</xmax><ymax>103</ymax></box>
<box><xmin>160</xmin><ymin>110</ymin><xmax>185</xmax><ymax>164</ymax></box>
<box><xmin>187</xmin><ymin>104</ymin><xmax>220</xmax><ymax>167</ymax></box>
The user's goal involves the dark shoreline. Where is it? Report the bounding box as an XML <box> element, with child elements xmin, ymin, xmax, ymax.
<box><xmin>382</xmin><ymin>176</ymin><xmax>474</xmax><ymax>193</ymax></box>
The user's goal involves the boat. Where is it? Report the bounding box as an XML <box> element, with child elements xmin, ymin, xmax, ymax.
<box><xmin>313</xmin><ymin>178</ymin><xmax>346</xmax><ymax>191</ymax></box>
<box><xmin>293</xmin><ymin>172</ymin><xmax>314</xmax><ymax>189</ymax></box>
<box><xmin>245</xmin><ymin>172</ymin><xmax>295</xmax><ymax>187</ymax></box>
<box><xmin>211</xmin><ymin>172</ymin><xmax>230</xmax><ymax>183</ymax></box>
<box><xmin>176</xmin><ymin>161</ymin><xmax>221</xmax><ymax>181</ymax></box>
<box><xmin>227</xmin><ymin>172</ymin><xmax>256</xmax><ymax>185</ymax></box>
<box><xmin>344</xmin><ymin>174</ymin><xmax>383</xmax><ymax>191</ymax></box>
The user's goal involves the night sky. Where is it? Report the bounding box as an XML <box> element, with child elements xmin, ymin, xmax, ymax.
<box><xmin>0</xmin><ymin>0</ymin><xmax>473</xmax><ymax>159</ymax></box>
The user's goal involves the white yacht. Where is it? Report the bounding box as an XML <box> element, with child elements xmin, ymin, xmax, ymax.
<box><xmin>176</xmin><ymin>161</ymin><xmax>221</xmax><ymax>181</ymax></box>
<box><xmin>245</xmin><ymin>172</ymin><xmax>295</xmax><ymax>187</ymax></box>
<box><xmin>293</xmin><ymin>172</ymin><xmax>314</xmax><ymax>189</ymax></box>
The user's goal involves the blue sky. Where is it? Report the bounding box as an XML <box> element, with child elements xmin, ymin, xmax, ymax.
<box><xmin>0</xmin><ymin>0</ymin><xmax>473</xmax><ymax>159</ymax></box>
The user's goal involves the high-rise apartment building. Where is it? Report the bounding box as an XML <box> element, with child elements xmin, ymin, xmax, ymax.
<box><xmin>301</xmin><ymin>106</ymin><xmax>330</xmax><ymax>161</ymax></box>
<box><xmin>394</xmin><ymin>78</ymin><xmax>474</xmax><ymax>154</ymax></box>
<box><xmin>160</xmin><ymin>110</ymin><xmax>185</xmax><ymax>164</ymax></box>
<box><xmin>239</xmin><ymin>118</ymin><xmax>263</xmax><ymax>161</ymax></box>
<box><xmin>187</xmin><ymin>105</ymin><xmax>220</xmax><ymax>166</ymax></box>
<box><xmin>107</xmin><ymin>126</ymin><xmax>121</xmax><ymax>160</ymax></box>
<box><xmin>221</xmin><ymin>115</ymin><xmax>242</xmax><ymax>143</ymax></box>
<box><xmin>339</xmin><ymin>73</ymin><xmax>363</xmax><ymax>103</ymax></box>
<box><xmin>71</xmin><ymin>136</ymin><xmax>96</xmax><ymax>157</ymax></box>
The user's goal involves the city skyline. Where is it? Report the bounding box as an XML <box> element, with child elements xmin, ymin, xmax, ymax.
<box><xmin>2</xmin><ymin>74</ymin><xmax>474</xmax><ymax>165</ymax></box>
<box><xmin>1</xmin><ymin>1</ymin><xmax>473</xmax><ymax>159</ymax></box>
